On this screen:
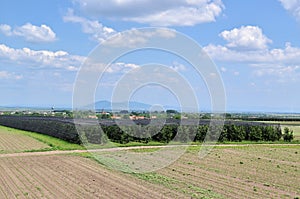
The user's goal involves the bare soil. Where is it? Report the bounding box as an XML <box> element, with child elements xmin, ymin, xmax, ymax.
<box><xmin>0</xmin><ymin>154</ymin><xmax>187</xmax><ymax>199</ymax></box>
<box><xmin>0</xmin><ymin>128</ymin><xmax>49</xmax><ymax>153</ymax></box>
<box><xmin>0</xmin><ymin>124</ymin><xmax>299</xmax><ymax>198</ymax></box>
<box><xmin>149</xmin><ymin>145</ymin><xmax>300</xmax><ymax>198</ymax></box>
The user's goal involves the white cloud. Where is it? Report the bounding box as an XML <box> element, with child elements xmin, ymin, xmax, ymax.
<box><xmin>63</xmin><ymin>9</ymin><xmax>116</xmax><ymax>43</ymax></box>
<box><xmin>0</xmin><ymin>23</ymin><xmax>56</xmax><ymax>43</ymax></box>
<box><xmin>204</xmin><ymin>42</ymin><xmax>300</xmax><ymax>82</ymax></box>
<box><xmin>279</xmin><ymin>0</ymin><xmax>300</xmax><ymax>20</ymax></box>
<box><xmin>170</xmin><ymin>62</ymin><xmax>187</xmax><ymax>72</ymax></box>
<box><xmin>220</xmin><ymin>67</ymin><xmax>227</xmax><ymax>72</ymax></box>
<box><xmin>253</xmin><ymin>65</ymin><xmax>300</xmax><ymax>82</ymax></box>
<box><xmin>80</xmin><ymin>60</ymin><xmax>186</xmax><ymax>75</ymax></box>
<box><xmin>204</xmin><ymin>42</ymin><xmax>300</xmax><ymax>65</ymax></box>
<box><xmin>106</xmin><ymin>62</ymin><xmax>140</xmax><ymax>73</ymax></box>
<box><xmin>219</xmin><ymin>26</ymin><xmax>272</xmax><ymax>50</ymax></box>
<box><xmin>0</xmin><ymin>71</ymin><xmax>23</xmax><ymax>80</ymax></box>
<box><xmin>75</xmin><ymin>0</ymin><xmax>224</xmax><ymax>26</ymax></box>
<box><xmin>204</xmin><ymin>26</ymin><xmax>300</xmax><ymax>81</ymax></box>
<box><xmin>103</xmin><ymin>28</ymin><xmax>176</xmax><ymax>48</ymax></box>
<box><xmin>233</xmin><ymin>71</ymin><xmax>239</xmax><ymax>76</ymax></box>
<box><xmin>0</xmin><ymin>44</ymin><xmax>84</xmax><ymax>71</ymax></box>
<box><xmin>0</xmin><ymin>24</ymin><xmax>12</xmax><ymax>36</ymax></box>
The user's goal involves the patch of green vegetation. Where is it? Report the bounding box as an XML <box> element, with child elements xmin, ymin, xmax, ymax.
<box><xmin>133</xmin><ymin>173</ymin><xmax>179</xmax><ymax>188</ymax></box>
<box><xmin>71</xmin><ymin>152</ymin><xmax>93</xmax><ymax>158</ymax></box>
<box><xmin>187</xmin><ymin>143</ymin><xmax>300</xmax><ymax>153</ymax></box>
<box><xmin>35</xmin><ymin>186</ymin><xmax>42</xmax><ymax>192</ymax></box>
<box><xmin>219</xmin><ymin>140</ymin><xmax>300</xmax><ymax>144</ymax></box>
<box><xmin>187</xmin><ymin>185</ymin><xmax>224</xmax><ymax>199</ymax></box>
<box><xmin>0</xmin><ymin>125</ymin><xmax>84</xmax><ymax>151</ymax></box>
<box><xmin>90</xmin><ymin>153</ymin><xmax>134</xmax><ymax>172</ymax></box>
<box><xmin>253</xmin><ymin>186</ymin><xmax>257</xmax><ymax>192</ymax></box>
<box><xmin>128</xmin><ymin>148</ymin><xmax>160</xmax><ymax>153</ymax></box>
<box><xmin>133</xmin><ymin>172</ymin><xmax>223</xmax><ymax>199</ymax></box>
<box><xmin>23</xmin><ymin>148</ymin><xmax>55</xmax><ymax>153</ymax></box>
<box><xmin>267</xmin><ymin>145</ymin><xmax>300</xmax><ymax>149</ymax></box>
<box><xmin>114</xmin><ymin>141</ymin><xmax>167</xmax><ymax>147</ymax></box>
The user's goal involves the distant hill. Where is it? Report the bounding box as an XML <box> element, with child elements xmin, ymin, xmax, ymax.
<box><xmin>94</xmin><ymin>100</ymin><xmax>151</xmax><ymax>111</ymax></box>
<box><xmin>92</xmin><ymin>100</ymin><xmax>180</xmax><ymax>112</ymax></box>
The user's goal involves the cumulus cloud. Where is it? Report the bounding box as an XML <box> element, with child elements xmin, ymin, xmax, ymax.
<box><xmin>0</xmin><ymin>23</ymin><xmax>56</xmax><ymax>43</ymax></box>
<box><xmin>103</xmin><ymin>28</ymin><xmax>176</xmax><ymax>48</ymax></box>
<box><xmin>0</xmin><ymin>44</ymin><xmax>84</xmax><ymax>71</ymax></box>
<box><xmin>170</xmin><ymin>62</ymin><xmax>187</xmax><ymax>72</ymax></box>
<box><xmin>219</xmin><ymin>26</ymin><xmax>272</xmax><ymax>50</ymax></box>
<box><xmin>75</xmin><ymin>0</ymin><xmax>224</xmax><ymax>26</ymax></box>
<box><xmin>204</xmin><ymin>42</ymin><xmax>300</xmax><ymax>65</ymax></box>
<box><xmin>204</xmin><ymin>26</ymin><xmax>300</xmax><ymax>81</ymax></box>
<box><xmin>106</xmin><ymin>62</ymin><xmax>140</xmax><ymax>73</ymax></box>
<box><xmin>253</xmin><ymin>65</ymin><xmax>300</xmax><ymax>82</ymax></box>
<box><xmin>204</xmin><ymin>42</ymin><xmax>300</xmax><ymax>81</ymax></box>
<box><xmin>0</xmin><ymin>24</ymin><xmax>12</xmax><ymax>36</ymax></box>
<box><xmin>63</xmin><ymin>9</ymin><xmax>116</xmax><ymax>43</ymax></box>
<box><xmin>279</xmin><ymin>0</ymin><xmax>300</xmax><ymax>20</ymax></box>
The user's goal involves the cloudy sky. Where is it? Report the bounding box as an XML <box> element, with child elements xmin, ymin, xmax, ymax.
<box><xmin>1</xmin><ymin>0</ymin><xmax>300</xmax><ymax>112</ymax></box>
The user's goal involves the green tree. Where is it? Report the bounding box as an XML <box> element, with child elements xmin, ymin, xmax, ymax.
<box><xmin>283</xmin><ymin>127</ymin><xmax>294</xmax><ymax>142</ymax></box>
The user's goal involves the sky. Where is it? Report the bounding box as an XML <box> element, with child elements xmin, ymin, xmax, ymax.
<box><xmin>1</xmin><ymin>0</ymin><xmax>300</xmax><ymax>113</ymax></box>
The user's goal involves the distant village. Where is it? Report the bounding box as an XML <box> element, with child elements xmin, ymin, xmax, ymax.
<box><xmin>0</xmin><ymin>108</ymin><xmax>192</xmax><ymax>120</ymax></box>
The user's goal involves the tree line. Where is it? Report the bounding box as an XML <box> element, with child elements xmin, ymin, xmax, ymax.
<box><xmin>99</xmin><ymin>123</ymin><xmax>293</xmax><ymax>144</ymax></box>
<box><xmin>0</xmin><ymin>116</ymin><xmax>294</xmax><ymax>144</ymax></box>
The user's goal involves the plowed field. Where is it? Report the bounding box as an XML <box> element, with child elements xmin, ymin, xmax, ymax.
<box><xmin>0</xmin><ymin>127</ymin><xmax>50</xmax><ymax>153</ymax></box>
<box><xmin>126</xmin><ymin>145</ymin><xmax>300</xmax><ymax>198</ymax></box>
<box><xmin>0</xmin><ymin>154</ymin><xmax>188</xmax><ymax>199</ymax></box>
<box><xmin>0</xmin><ymin>125</ymin><xmax>299</xmax><ymax>198</ymax></box>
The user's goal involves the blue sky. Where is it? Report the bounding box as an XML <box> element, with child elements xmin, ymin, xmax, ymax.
<box><xmin>1</xmin><ymin>0</ymin><xmax>300</xmax><ymax>112</ymax></box>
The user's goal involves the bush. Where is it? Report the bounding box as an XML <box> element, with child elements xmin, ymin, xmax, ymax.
<box><xmin>283</xmin><ymin>127</ymin><xmax>294</xmax><ymax>142</ymax></box>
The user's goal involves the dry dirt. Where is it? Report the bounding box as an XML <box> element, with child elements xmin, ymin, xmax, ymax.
<box><xmin>0</xmin><ymin>128</ymin><xmax>50</xmax><ymax>153</ymax></box>
<box><xmin>148</xmin><ymin>145</ymin><xmax>300</xmax><ymax>199</ymax></box>
<box><xmin>0</xmin><ymin>124</ymin><xmax>299</xmax><ymax>198</ymax></box>
<box><xmin>0</xmin><ymin>154</ymin><xmax>188</xmax><ymax>199</ymax></box>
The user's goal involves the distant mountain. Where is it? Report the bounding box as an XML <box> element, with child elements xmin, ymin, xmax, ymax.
<box><xmin>94</xmin><ymin>100</ymin><xmax>151</xmax><ymax>111</ymax></box>
<box><xmin>92</xmin><ymin>100</ymin><xmax>180</xmax><ymax>112</ymax></box>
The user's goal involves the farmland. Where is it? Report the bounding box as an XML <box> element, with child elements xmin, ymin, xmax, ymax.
<box><xmin>0</xmin><ymin>154</ymin><xmax>191</xmax><ymax>198</ymax></box>
<box><xmin>0</xmin><ymin>126</ymin><xmax>50</xmax><ymax>153</ymax></box>
<box><xmin>132</xmin><ymin>145</ymin><xmax>300</xmax><ymax>198</ymax></box>
<box><xmin>0</xmin><ymin>126</ymin><xmax>184</xmax><ymax>198</ymax></box>
<box><xmin>0</xmin><ymin>125</ymin><xmax>299</xmax><ymax>198</ymax></box>
<box><xmin>90</xmin><ymin>144</ymin><xmax>300</xmax><ymax>198</ymax></box>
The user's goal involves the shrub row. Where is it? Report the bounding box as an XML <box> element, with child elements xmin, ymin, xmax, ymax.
<box><xmin>0</xmin><ymin>116</ymin><xmax>291</xmax><ymax>144</ymax></box>
<box><xmin>99</xmin><ymin>123</ymin><xmax>284</xmax><ymax>144</ymax></box>
<box><xmin>0</xmin><ymin>116</ymin><xmax>80</xmax><ymax>144</ymax></box>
